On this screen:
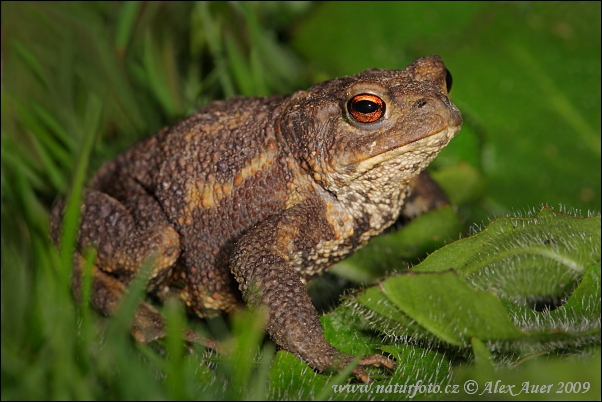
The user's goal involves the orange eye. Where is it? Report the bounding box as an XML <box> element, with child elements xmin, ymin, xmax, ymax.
<box><xmin>347</xmin><ymin>94</ymin><xmax>385</xmax><ymax>123</ymax></box>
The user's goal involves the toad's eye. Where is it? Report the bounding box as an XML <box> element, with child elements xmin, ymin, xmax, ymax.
<box><xmin>347</xmin><ymin>94</ymin><xmax>385</xmax><ymax>123</ymax></box>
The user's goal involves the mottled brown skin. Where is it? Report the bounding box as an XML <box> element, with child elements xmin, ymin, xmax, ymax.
<box><xmin>50</xmin><ymin>55</ymin><xmax>462</xmax><ymax>382</ymax></box>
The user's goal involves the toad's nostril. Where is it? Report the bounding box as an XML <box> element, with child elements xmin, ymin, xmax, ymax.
<box><xmin>445</xmin><ymin>69</ymin><xmax>453</xmax><ymax>92</ymax></box>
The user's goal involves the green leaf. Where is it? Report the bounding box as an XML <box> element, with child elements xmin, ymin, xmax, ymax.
<box><xmin>414</xmin><ymin>207</ymin><xmax>601</xmax><ymax>304</ymax></box>
<box><xmin>505</xmin><ymin>262</ymin><xmax>601</xmax><ymax>338</ymax></box>
<box><xmin>381</xmin><ymin>270</ymin><xmax>524</xmax><ymax>346</ymax></box>
<box><xmin>358</xmin><ymin>207</ymin><xmax>601</xmax><ymax>349</ymax></box>
<box><xmin>552</xmin><ymin>262</ymin><xmax>601</xmax><ymax>323</ymax></box>
<box><xmin>321</xmin><ymin>301</ymin><xmax>389</xmax><ymax>356</ymax></box>
<box><xmin>355</xmin><ymin>286</ymin><xmax>434</xmax><ymax>341</ymax></box>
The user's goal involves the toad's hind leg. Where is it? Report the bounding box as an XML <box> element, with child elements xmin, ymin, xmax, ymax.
<box><xmin>51</xmin><ymin>178</ymin><xmax>197</xmax><ymax>345</ymax></box>
<box><xmin>70</xmin><ymin>256</ymin><xmax>168</xmax><ymax>343</ymax></box>
<box><xmin>71</xmin><ymin>258</ymin><xmax>218</xmax><ymax>348</ymax></box>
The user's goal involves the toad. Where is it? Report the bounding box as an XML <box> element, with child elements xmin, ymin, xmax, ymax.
<box><xmin>51</xmin><ymin>55</ymin><xmax>462</xmax><ymax>382</ymax></box>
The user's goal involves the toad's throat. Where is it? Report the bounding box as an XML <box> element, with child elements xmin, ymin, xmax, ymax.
<box><xmin>341</xmin><ymin>125</ymin><xmax>460</xmax><ymax>175</ymax></box>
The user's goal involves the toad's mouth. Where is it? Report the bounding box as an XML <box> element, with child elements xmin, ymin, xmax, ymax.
<box><xmin>340</xmin><ymin>124</ymin><xmax>461</xmax><ymax>176</ymax></box>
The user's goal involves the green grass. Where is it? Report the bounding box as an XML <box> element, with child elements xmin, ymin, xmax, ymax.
<box><xmin>2</xmin><ymin>2</ymin><xmax>600</xmax><ymax>400</ymax></box>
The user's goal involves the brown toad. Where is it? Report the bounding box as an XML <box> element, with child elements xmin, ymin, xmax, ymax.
<box><xmin>51</xmin><ymin>55</ymin><xmax>462</xmax><ymax>382</ymax></box>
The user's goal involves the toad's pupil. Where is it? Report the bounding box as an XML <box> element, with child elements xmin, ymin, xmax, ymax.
<box><xmin>354</xmin><ymin>100</ymin><xmax>379</xmax><ymax>114</ymax></box>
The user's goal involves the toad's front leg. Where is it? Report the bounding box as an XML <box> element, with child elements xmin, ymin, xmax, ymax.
<box><xmin>230</xmin><ymin>199</ymin><xmax>394</xmax><ymax>382</ymax></box>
